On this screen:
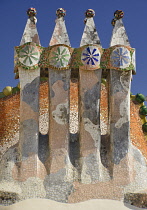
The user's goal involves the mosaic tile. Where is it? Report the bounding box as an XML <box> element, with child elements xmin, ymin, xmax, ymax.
<box><xmin>15</xmin><ymin>42</ymin><xmax>43</xmax><ymax>70</ymax></box>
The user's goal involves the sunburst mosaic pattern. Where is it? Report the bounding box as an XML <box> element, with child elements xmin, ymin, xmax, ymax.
<box><xmin>50</xmin><ymin>46</ymin><xmax>71</xmax><ymax>68</ymax></box>
<box><xmin>81</xmin><ymin>46</ymin><xmax>101</xmax><ymax>67</ymax></box>
<box><xmin>18</xmin><ymin>44</ymin><xmax>40</xmax><ymax>67</ymax></box>
<box><xmin>110</xmin><ymin>47</ymin><xmax>131</xmax><ymax>69</ymax></box>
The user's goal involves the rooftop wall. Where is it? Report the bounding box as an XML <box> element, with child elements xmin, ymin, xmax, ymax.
<box><xmin>0</xmin><ymin>81</ymin><xmax>147</xmax><ymax>160</ymax></box>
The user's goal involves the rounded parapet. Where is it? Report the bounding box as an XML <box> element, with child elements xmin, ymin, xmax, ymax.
<box><xmin>39</xmin><ymin>44</ymin><xmax>102</xmax><ymax>70</ymax></box>
<box><xmin>56</xmin><ymin>8</ymin><xmax>66</xmax><ymax>18</ymax></box>
<box><xmin>15</xmin><ymin>44</ymin><xmax>135</xmax><ymax>73</ymax></box>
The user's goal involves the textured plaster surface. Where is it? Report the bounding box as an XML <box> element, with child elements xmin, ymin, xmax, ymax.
<box><xmin>44</xmin><ymin>168</ymin><xmax>74</xmax><ymax>202</ymax></box>
<box><xmin>21</xmin><ymin>77</ymin><xmax>40</xmax><ymax>112</ymax></box>
<box><xmin>109</xmin><ymin>70</ymin><xmax>132</xmax><ymax>165</ymax></box>
<box><xmin>80</xmin><ymin>18</ymin><xmax>101</xmax><ymax>47</ymax></box>
<box><xmin>19</xmin><ymin>119</ymin><xmax>38</xmax><ymax>157</ymax></box>
<box><xmin>47</xmin><ymin>68</ymin><xmax>74</xmax><ymax>185</ymax></box>
<box><xmin>1</xmin><ymin>81</ymin><xmax>147</xmax><ymax>206</ymax></box>
<box><xmin>20</xmin><ymin>17</ymin><xmax>40</xmax><ymax>46</ymax></box>
<box><xmin>79</xmin><ymin>70</ymin><xmax>101</xmax><ymax>154</ymax></box>
<box><xmin>18</xmin><ymin>67</ymin><xmax>41</xmax><ymax>179</ymax></box>
<box><xmin>123</xmin><ymin>144</ymin><xmax>147</xmax><ymax>193</ymax></box>
<box><xmin>49</xmin><ymin>17</ymin><xmax>70</xmax><ymax>46</ymax></box>
<box><xmin>78</xmin><ymin>69</ymin><xmax>110</xmax><ymax>183</ymax></box>
<box><xmin>19</xmin><ymin>68</ymin><xmax>40</xmax><ymax>89</ymax></box>
<box><xmin>110</xmin><ymin>19</ymin><xmax>130</xmax><ymax>47</ymax></box>
<box><xmin>1</xmin><ymin>141</ymin><xmax>147</xmax><ymax>205</ymax></box>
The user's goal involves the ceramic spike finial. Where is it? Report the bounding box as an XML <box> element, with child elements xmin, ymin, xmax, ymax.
<box><xmin>80</xmin><ymin>9</ymin><xmax>101</xmax><ymax>47</ymax></box>
<box><xmin>49</xmin><ymin>8</ymin><xmax>70</xmax><ymax>46</ymax></box>
<box><xmin>20</xmin><ymin>7</ymin><xmax>40</xmax><ymax>46</ymax></box>
<box><xmin>110</xmin><ymin>10</ymin><xmax>130</xmax><ymax>47</ymax></box>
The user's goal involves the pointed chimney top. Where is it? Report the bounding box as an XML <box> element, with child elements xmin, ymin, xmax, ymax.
<box><xmin>49</xmin><ymin>8</ymin><xmax>70</xmax><ymax>46</ymax></box>
<box><xmin>80</xmin><ymin>9</ymin><xmax>101</xmax><ymax>47</ymax></box>
<box><xmin>20</xmin><ymin>8</ymin><xmax>40</xmax><ymax>46</ymax></box>
<box><xmin>110</xmin><ymin>10</ymin><xmax>130</xmax><ymax>47</ymax></box>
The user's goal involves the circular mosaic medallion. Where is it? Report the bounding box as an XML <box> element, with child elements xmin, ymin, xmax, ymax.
<box><xmin>110</xmin><ymin>47</ymin><xmax>131</xmax><ymax>69</ymax></box>
<box><xmin>81</xmin><ymin>46</ymin><xmax>101</xmax><ymax>68</ymax></box>
<box><xmin>50</xmin><ymin>46</ymin><xmax>71</xmax><ymax>68</ymax></box>
<box><xmin>18</xmin><ymin>44</ymin><xmax>40</xmax><ymax>67</ymax></box>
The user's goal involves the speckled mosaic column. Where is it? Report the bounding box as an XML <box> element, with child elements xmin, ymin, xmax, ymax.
<box><xmin>79</xmin><ymin>69</ymin><xmax>103</xmax><ymax>183</ymax></box>
<box><xmin>109</xmin><ymin>11</ymin><xmax>134</xmax><ymax>180</ymax></box>
<box><xmin>16</xmin><ymin>9</ymin><xmax>41</xmax><ymax>180</ymax></box>
<box><xmin>78</xmin><ymin>10</ymin><xmax>110</xmax><ymax>183</ymax></box>
<box><xmin>48</xmin><ymin>69</ymin><xmax>71</xmax><ymax>174</ymax></box>
<box><xmin>47</xmin><ymin>9</ymin><xmax>73</xmax><ymax>180</ymax></box>
<box><xmin>109</xmin><ymin>70</ymin><xmax>132</xmax><ymax>164</ymax></box>
<box><xmin>18</xmin><ymin>68</ymin><xmax>40</xmax><ymax>179</ymax></box>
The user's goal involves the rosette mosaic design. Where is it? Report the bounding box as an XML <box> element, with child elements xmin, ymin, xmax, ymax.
<box><xmin>18</xmin><ymin>44</ymin><xmax>40</xmax><ymax>67</ymax></box>
<box><xmin>81</xmin><ymin>46</ymin><xmax>101</xmax><ymax>68</ymax></box>
<box><xmin>110</xmin><ymin>47</ymin><xmax>131</xmax><ymax>69</ymax></box>
<box><xmin>50</xmin><ymin>46</ymin><xmax>71</xmax><ymax>68</ymax></box>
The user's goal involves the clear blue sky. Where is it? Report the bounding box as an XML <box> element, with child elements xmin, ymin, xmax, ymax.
<box><xmin>0</xmin><ymin>0</ymin><xmax>146</xmax><ymax>96</ymax></box>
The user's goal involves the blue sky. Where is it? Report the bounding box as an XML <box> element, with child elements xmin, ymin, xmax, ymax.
<box><xmin>0</xmin><ymin>0</ymin><xmax>146</xmax><ymax>96</ymax></box>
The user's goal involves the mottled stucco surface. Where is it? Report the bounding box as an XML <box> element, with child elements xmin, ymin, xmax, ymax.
<box><xmin>0</xmin><ymin>81</ymin><xmax>147</xmax><ymax>207</ymax></box>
